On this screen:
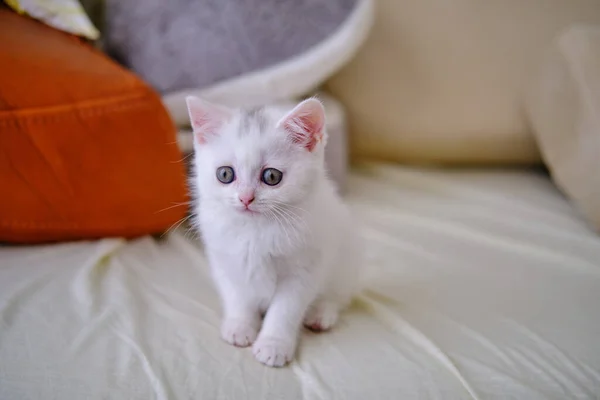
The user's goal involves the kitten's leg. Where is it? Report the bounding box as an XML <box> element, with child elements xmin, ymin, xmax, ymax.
<box><xmin>212</xmin><ymin>269</ymin><xmax>261</xmax><ymax>348</ymax></box>
<box><xmin>252</xmin><ymin>276</ymin><xmax>317</xmax><ymax>367</ymax></box>
<box><xmin>220</xmin><ymin>298</ymin><xmax>261</xmax><ymax>348</ymax></box>
<box><xmin>303</xmin><ymin>299</ymin><xmax>341</xmax><ymax>332</ymax></box>
<box><xmin>304</xmin><ymin>239</ymin><xmax>362</xmax><ymax>332</ymax></box>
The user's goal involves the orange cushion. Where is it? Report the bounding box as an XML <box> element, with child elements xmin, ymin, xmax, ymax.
<box><xmin>0</xmin><ymin>9</ymin><xmax>189</xmax><ymax>243</ymax></box>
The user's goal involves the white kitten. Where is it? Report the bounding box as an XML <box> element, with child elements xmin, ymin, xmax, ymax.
<box><xmin>186</xmin><ymin>96</ymin><xmax>361</xmax><ymax>367</ymax></box>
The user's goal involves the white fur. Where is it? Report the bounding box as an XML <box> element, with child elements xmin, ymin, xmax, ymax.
<box><xmin>186</xmin><ymin>97</ymin><xmax>361</xmax><ymax>367</ymax></box>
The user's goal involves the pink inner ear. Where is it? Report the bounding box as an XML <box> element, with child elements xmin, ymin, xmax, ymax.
<box><xmin>191</xmin><ymin>113</ymin><xmax>221</xmax><ymax>144</ymax></box>
<box><xmin>281</xmin><ymin>100</ymin><xmax>325</xmax><ymax>152</ymax></box>
<box><xmin>186</xmin><ymin>97</ymin><xmax>230</xmax><ymax>144</ymax></box>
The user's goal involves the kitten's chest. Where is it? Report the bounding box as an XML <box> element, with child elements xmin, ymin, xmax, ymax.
<box><xmin>208</xmin><ymin>226</ymin><xmax>280</xmax><ymax>297</ymax></box>
<box><xmin>205</xmin><ymin>215</ymin><xmax>305</xmax><ymax>257</ymax></box>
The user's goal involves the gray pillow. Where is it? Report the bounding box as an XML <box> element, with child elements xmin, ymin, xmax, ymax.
<box><xmin>104</xmin><ymin>0</ymin><xmax>357</xmax><ymax>94</ymax></box>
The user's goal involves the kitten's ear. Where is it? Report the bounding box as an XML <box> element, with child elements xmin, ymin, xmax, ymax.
<box><xmin>185</xmin><ymin>96</ymin><xmax>232</xmax><ymax>144</ymax></box>
<box><xmin>277</xmin><ymin>98</ymin><xmax>325</xmax><ymax>152</ymax></box>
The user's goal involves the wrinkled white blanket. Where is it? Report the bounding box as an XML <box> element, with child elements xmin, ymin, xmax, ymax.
<box><xmin>1</xmin><ymin>164</ymin><xmax>599</xmax><ymax>399</ymax></box>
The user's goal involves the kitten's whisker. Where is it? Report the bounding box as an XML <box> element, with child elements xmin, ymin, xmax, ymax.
<box><xmin>264</xmin><ymin>210</ymin><xmax>290</xmax><ymax>253</ymax></box>
<box><xmin>161</xmin><ymin>214</ymin><xmax>192</xmax><ymax>238</ymax></box>
<box><xmin>155</xmin><ymin>201</ymin><xmax>192</xmax><ymax>214</ymax></box>
<box><xmin>279</xmin><ymin>208</ymin><xmax>311</xmax><ymax>245</ymax></box>
<box><xmin>270</xmin><ymin>203</ymin><xmax>312</xmax><ymax>238</ymax></box>
<box><xmin>184</xmin><ymin>225</ymin><xmax>200</xmax><ymax>241</ymax></box>
<box><xmin>271</xmin><ymin>206</ymin><xmax>303</xmax><ymax>246</ymax></box>
<box><xmin>269</xmin><ymin>200</ymin><xmax>310</xmax><ymax>215</ymax></box>
<box><xmin>269</xmin><ymin>208</ymin><xmax>294</xmax><ymax>247</ymax></box>
<box><xmin>272</xmin><ymin>206</ymin><xmax>300</xmax><ymax>227</ymax></box>
<box><xmin>272</xmin><ymin>204</ymin><xmax>310</xmax><ymax>236</ymax></box>
<box><xmin>170</xmin><ymin>152</ymin><xmax>194</xmax><ymax>163</ymax></box>
<box><xmin>270</xmin><ymin>207</ymin><xmax>296</xmax><ymax>246</ymax></box>
<box><xmin>265</xmin><ymin>209</ymin><xmax>285</xmax><ymax>246</ymax></box>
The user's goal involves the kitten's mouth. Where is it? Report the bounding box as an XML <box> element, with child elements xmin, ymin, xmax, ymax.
<box><xmin>239</xmin><ymin>206</ymin><xmax>258</xmax><ymax>214</ymax></box>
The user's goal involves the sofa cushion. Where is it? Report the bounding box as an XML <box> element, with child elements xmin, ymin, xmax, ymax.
<box><xmin>527</xmin><ymin>25</ymin><xmax>600</xmax><ymax>231</ymax></box>
<box><xmin>326</xmin><ymin>0</ymin><xmax>600</xmax><ymax>165</ymax></box>
<box><xmin>0</xmin><ymin>8</ymin><xmax>188</xmax><ymax>243</ymax></box>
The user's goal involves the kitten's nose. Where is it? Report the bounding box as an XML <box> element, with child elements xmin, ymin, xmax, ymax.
<box><xmin>239</xmin><ymin>193</ymin><xmax>255</xmax><ymax>207</ymax></box>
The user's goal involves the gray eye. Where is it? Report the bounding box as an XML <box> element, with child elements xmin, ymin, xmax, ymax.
<box><xmin>261</xmin><ymin>168</ymin><xmax>283</xmax><ymax>186</ymax></box>
<box><xmin>216</xmin><ymin>166</ymin><xmax>235</xmax><ymax>184</ymax></box>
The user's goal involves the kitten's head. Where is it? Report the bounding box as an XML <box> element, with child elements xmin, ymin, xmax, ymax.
<box><xmin>186</xmin><ymin>96</ymin><xmax>327</xmax><ymax>216</ymax></box>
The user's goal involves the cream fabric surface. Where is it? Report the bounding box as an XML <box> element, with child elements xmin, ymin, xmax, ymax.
<box><xmin>1</xmin><ymin>164</ymin><xmax>600</xmax><ymax>400</ymax></box>
<box><xmin>326</xmin><ymin>0</ymin><xmax>600</xmax><ymax>165</ymax></box>
<box><xmin>527</xmin><ymin>24</ymin><xmax>600</xmax><ymax>231</ymax></box>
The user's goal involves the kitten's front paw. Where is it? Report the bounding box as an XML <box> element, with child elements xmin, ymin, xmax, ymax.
<box><xmin>252</xmin><ymin>336</ymin><xmax>296</xmax><ymax>367</ymax></box>
<box><xmin>221</xmin><ymin>319</ymin><xmax>258</xmax><ymax>347</ymax></box>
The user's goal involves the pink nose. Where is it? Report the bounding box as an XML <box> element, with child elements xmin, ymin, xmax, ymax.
<box><xmin>239</xmin><ymin>194</ymin><xmax>255</xmax><ymax>207</ymax></box>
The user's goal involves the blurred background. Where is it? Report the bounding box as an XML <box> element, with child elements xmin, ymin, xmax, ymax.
<box><xmin>2</xmin><ymin>1</ymin><xmax>600</xmax><ymax>399</ymax></box>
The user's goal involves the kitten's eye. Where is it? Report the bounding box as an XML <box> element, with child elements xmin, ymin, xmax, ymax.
<box><xmin>261</xmin><ymin>168</ymin><xmax>283</xmax><ymax>186</ymax></box>
<box><xmin>216</xmin><ymin>166</ymin><xmax>235</xmax><ymax>184</ymax></box>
